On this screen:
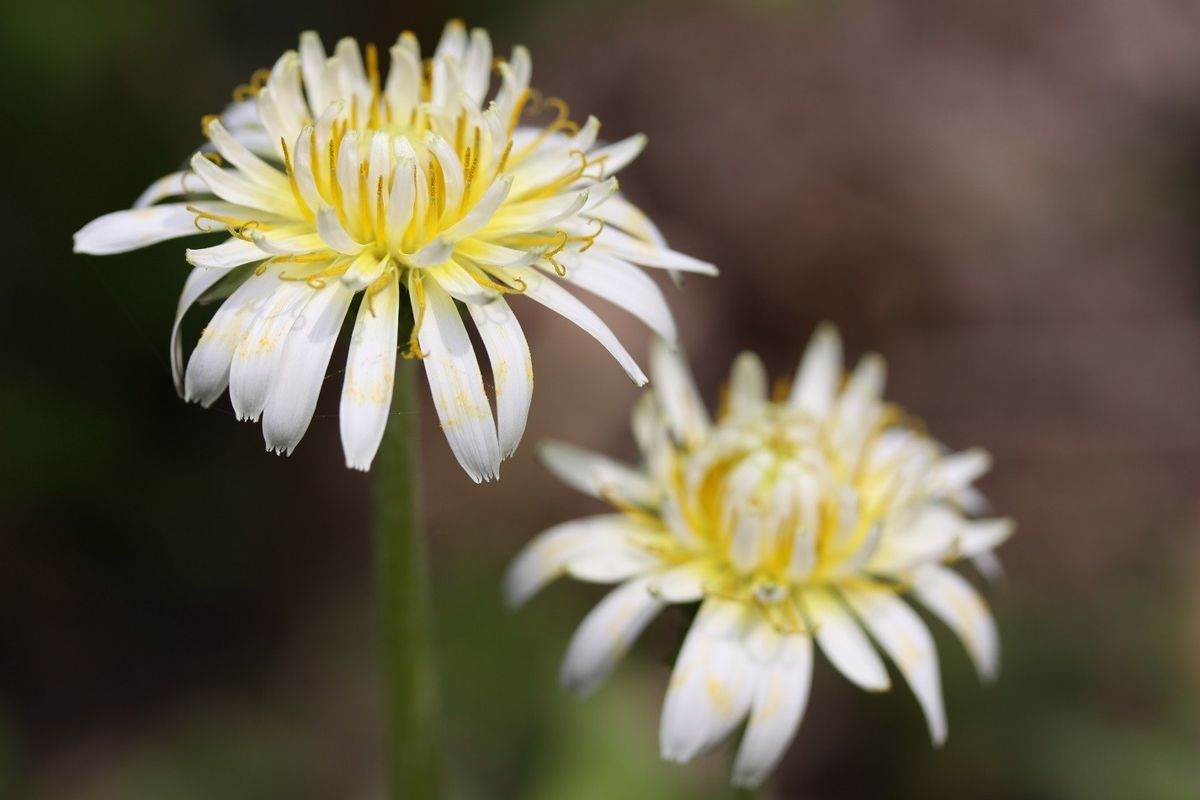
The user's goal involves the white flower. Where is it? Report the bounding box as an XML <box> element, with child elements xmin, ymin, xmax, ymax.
<box><xmin>506</xmin><ymin>325</ymin><xmax>1013</xmax><ymax>787</ymax></box>
<box><xmin>74</xmin><ymin>21</ymin><xmax>713</xmax><ymax>478</ymax></box>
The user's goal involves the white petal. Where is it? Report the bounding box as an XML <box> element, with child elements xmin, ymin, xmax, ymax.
<box><xmin>442</xmin><ymin>176</ymin><xmax>513</xmax><ymax>241</ymax></box>
<box><xmin>828</xmin><ymin>354</ymin><xmax>887</xmax><ymax>471</ymax></box>
<box><xmin>262</xmin><ymin>282</ymin><xmax>355</xmax><ymax>454</ymax></box>
<box><xmin>508</xmin><ymin>266</ymin><xmax>646</xmax><ymax>385</ymax></box>
<box><xmin>566</xmin><ymin>543</ymin><xmax>662</xmax><ymax>584</ymax></box>
<box><xmin>340</xmin><ymin>275</ymin><xmax>400</xmax><ymax>470</ymax></box>
<box><xmin>205</xmin><ymin>118</ymin><xmax>289</xmax><ymax>190</ymax></box>
<box><xmin>632</xmin><ymin>393</ymin><xmax>675</xmax><ymax>484</ymax></box>
<box><xmin>561</xmin><ymin>576</ymin><xmax>663</xmax><ymax>696</ymax></box>
<box><xmin>646</xmin><ymin>563</ymin><xmax>709</xmax><ymax>603</ymax></box>
<box><xmin>434</xmin><ymin>19</ymin><xmax>468</xmax><ymax>61</ymax></box>
<box><xmin>466</xmin><ymin>298</ymin><xmax>532</xmax><ymax>458</ymax></box>
<box><xmin>958</xmin><ymin>518</ymin><xmax>1015</xmax><ymax>558</ymax></box>
<box><xmin>427</xmin><ymin>261</ymin><xmax>499</xmax><ymax>305</ymax></box>
<box><xmin>184</xmin><ymin>268</ymin><xmax>280</xmax><ymax>406</ymax></box>
<box><xmin>911</xmin><ymin>564</ymin><xmax>1000</xmax><ymax>682</ymax></box>
<box><xmin>316</xmin><ymin>205</ymin><xmax>366</xmax><ymax>255</ymax></box>
<box><xmin>462</xmin><ymin>28</ymin><xmax>493</xmax><ymax>102</ymax></box>
<box><xmin>417</xmin><ymin>278</ymin><xmax>501</xmax><ymax>482</ymax></box>
<box><xmin>588</xmin><ymin>194</ymin><xmax>666</xmax><ymax>246</ymax></box>
<box><xmin>555</xmin><ymin>253</ymin><xmax>677</xmax><ymax>346</ymax></box>
<box><xmin>486</xmin><ymin>190</ymin><xmax>589</xmax><ymax>236</ymax></box>
<box><xmin>171</xmin><ymin>265</ymin><xmax>237</xmax><ymax>395</ymax></box>
<box><xmin>538</xmin><ymin>440</ymin><xmax>658</xmax><ymax>508</ymax></box>
<box><xmin>386</xmin><ymin>154</ymin><xmax>418</xmax><ymax>251</ymax></box>
<box><xmin>931</xmin><ymin>448</ymin><xmax>992</xmax><ymax>493</ymax></box>
<box><xmin>806</xmin><ymin>588</ymin><xmax>890</xmax><ymax>691</ymax></box>
<box><xmin>408</xmin><ymin>236</ymin><xmax>455</xmax><ymax>267</ymax></box>
<box><xmin>650</xmin><ymin>338</ymin><xmax>710</xmax><ymax>448</ymax></box>
<box><xmin>185</xmin><ymin>237</ymin><xmax>269</xmax><ymax>269</ymax></box>
<box><xmin>869</xmin><ymin>505</ymin><xmax>963</xmax><ymax>573</ymax></box>
<box><xmin>504</xmin><ymin>514</ymin><xmax>649</xmax><ymax>608</ymax></box>
<box><xmin>588</xmin><ymin>133</ymin><xmax>647</xmax><ymax>176</ymax></box>
<box><xmin>228</xmin><ymin>279</ymin><xmax>318</xmax><ymax>422</ymax></box>
<box><xmin>384</xmin><ymin>38</ymin><xmax>421</xmax><ymax>116</ymax></box>
<box><xmin>455</xmin><ymin>239</ymin><xmax>541</xmax><ymax>270</ymax></box>
<box><xmin>660</xmin><ymin>599</ymin><xmax>755</xmax><ymax>763</ymax></box>
<box><xmin>290</xmin><ymin>125</ymin><xmax>327</xmax><ymax>214</ymax></box>
<box><xmin>334</xmin><ymin>36</ymin><xmax>369</xmax><ymax>99</ymax></box>
<box><xmin>425</xmin><ymin>133</ymin><xmax>466</xmax><ymax>220</ymax></box>
<box><xmin>729</xmin><ymin>506</ymin><xmax>763</xmax><ymax>573</ymax></box>
<box><xmin>844</xmin><ymin>588</ymin><xmax>947</xmax><ymax>746</ymax></box>
<box><xmin>972</xmin><ymin>551</ymin><xmax>1006</xmax><ymax>583</ymax></box>
<box><xmin>726</xmin><ymin>351</ymin><xmax>768</xmax><ymax>420</ymax></box>
<box><xmin>731</xmin><ymin>632</ymin><xmax>813</xmax><ymax>788</ymax></box>
<box><xmin>340</xmin><ymin>251</ymin><xmax>386</xmax><ymax>292</ymax></box>
<box><xmin>591</xmin><ymin>226</ymin><xmax>717</xmax><ymax>275</ymax></box>
<box><xmin>134</xmin><ymin>170</ymin><xmax>206</xmax><ymax>208</ymax></box>
<box><xmin>190</xmin><ymin>153</ymin><xmax>289</xmax><ymax>213</ymax></box>
<box><xmin>249</xmin><ymin>230</ymin><xmax>328</xmax><ymax>256</ymax></box>
<box><xmin>74</xmin><ymin>204</ymin><xmax>204</xmax><ymax>255</ymax></box>
<box><xmin>299</xmin><ymin>31</ymin><xmax>329</xmax><ymax>112</ymax></box>
<box><xmin>789</xmin><ymin>322</ymin><xmax>842</xmax><ymax>416</ymax></box>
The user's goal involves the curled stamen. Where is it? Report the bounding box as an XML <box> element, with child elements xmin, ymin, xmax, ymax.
<box><xmin>177</xmin><ymin>171</ymin><xmax>202</xmax><ymax>199</ymax></box>
<box><xmin>188</xmin><ymin>206</ymin><xmax>248</xmax><ymax>235</ymax></box>
<box><xmin>582</xmin><ymin>153</ymin><xmax>611</xmax><ymax>181</ymax></box>
<box><xmin>278</xmin><ymin>259</ymin><xmax>349</xmax><ymax>289</ymax></box>
<box><xmin>543</xmin><ymin>230</ymin><xmax>569</xmax><ymax>277</ymax></box>
<box><xmin>531</xmin><ymin>149</ymin><xmax>590</xmax><ymax>198</ymax></box>
<box><xmin>257</xmin><ymin>252</ymin><xmax>334</xmax><ymax>275</ymax></box>
<box><xmin>230</xmin><ymin>220</ymin><xmax>261</xmax><ymax>242</ymax></box>
<box><xmin>467</xmin><ymin>267</ymin><xmax>526</xmax><ymax>295</ymax></box>
<box><xmin>525</xmin><ymin>88</ymin><xmax>545</xmax><ymax>116</ymax></box>
<box><xmin>231</xmin><ymin>69</ymin><xmax>271</xmax><ymax>103</ymax></box>
<box><xmin>200</xmin><ymin>114</ymin><xmax>220</xmax><ymax>137</ymax></box>
<box><xmin>514</xmin><ymin>95</ymin><xmax>581</xmax><ymax>162</ymax></box>
<box><xmin>543</xmin><ymin>97</ymin><xmax>579</xmax><ymax>136</ymax></box>
<box><xmin>577</xmin><ymin>219</ymin><xmax>604</xmax><ymax>253</ymax></box>
<box><xmin>250</xmin><ymin>68</ymin><xmax>272</xmax><ymax>91</ymax></box>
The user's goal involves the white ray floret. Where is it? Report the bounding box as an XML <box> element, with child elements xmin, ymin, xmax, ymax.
<box><xmin>507</xmin><ymin>324</ymin><xmax>1014</xmax><ymax>788</ymax></box>
<box><xmin>74</xmin><ymin>21</ymin><xmax>714</xmax><ymax>477</ymax></box>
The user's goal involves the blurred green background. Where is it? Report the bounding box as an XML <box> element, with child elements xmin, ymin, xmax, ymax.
<box><xmin>3</xmin><ymin>0</ymin><xmax>1200</xmax><ymax>797</ymax></box>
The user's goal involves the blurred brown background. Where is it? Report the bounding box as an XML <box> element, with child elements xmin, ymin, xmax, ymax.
<box><xmin>3</xmin><ymin>0</ymin><xmax>1200</xmax><ymax>797</ymax></box>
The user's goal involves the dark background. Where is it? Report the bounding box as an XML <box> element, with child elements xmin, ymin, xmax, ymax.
<box><xmin>3</xmin><ymin>0</ymin><xmax>1200</xmax><ymax>797</ymax></box>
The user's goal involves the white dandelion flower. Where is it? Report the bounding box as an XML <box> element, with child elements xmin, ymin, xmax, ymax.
<box><xmin>506</xmin><ymin>324</ymin><xmax>1013</xmax><ymax>787</ymax></box>
<box><xmin>74</xmin><ymin>21</ymin><xmax>714</xmax><ymax>479</ymax></box>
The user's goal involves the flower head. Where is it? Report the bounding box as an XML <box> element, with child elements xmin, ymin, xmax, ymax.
<box><xmin>74</xmin><ymin>21</ymin><xmax>713</xmax><ymax>478</ymax></box>
<box><xmin>506</xmin><ymin>325</ymin><xmax>1013</xmax><ymax>787</ymax></box>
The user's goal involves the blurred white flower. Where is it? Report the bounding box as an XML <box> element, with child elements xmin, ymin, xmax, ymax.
<box><xmin>74</xmin><ymin>21</ymin><xmax>713</xmax><ymax>478</ymax></box>
<box><xmin>506</xmin><ymin>324</ymin><xmax>1013</xmax><ymax>787</ymax></box>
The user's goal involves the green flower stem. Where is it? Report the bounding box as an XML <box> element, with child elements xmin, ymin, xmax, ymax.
<box><xmin>374</xmin><ymin>352</ymin><xmax>440</xmax><ymax>799</ymax></box>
